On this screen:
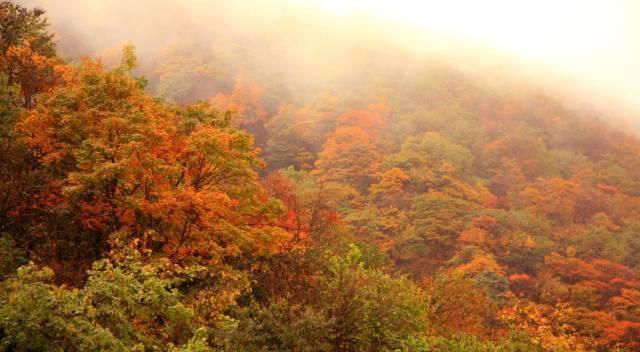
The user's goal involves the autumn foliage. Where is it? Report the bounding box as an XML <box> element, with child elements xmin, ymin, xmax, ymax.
<box><xmin>2</xmin><ymin>2</ymin><xmax>640</xmax><ymax>351</ymax></box>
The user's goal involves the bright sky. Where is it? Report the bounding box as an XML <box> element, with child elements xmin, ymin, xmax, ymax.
<box><xmin>303</xmin><ymin>0</ymin><xmax>640</xmax><ymax>111</ymax></box>
<box><xmin>22</xmin><ymin>0</ymin><xmax>640</xmax><ymax>113</ymax></box>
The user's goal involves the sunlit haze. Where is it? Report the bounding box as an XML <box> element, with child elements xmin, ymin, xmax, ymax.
<box><xmin>5</xmin><ymin>1</ymin><xmax>640</xmax><ymax>349</ymax></box>
<box><xmin>21</xmin><ymin>0</ymin><xmax>640</xmax><ymax>117</ymax></box>
<box><xmin>306</xmin><ymin>0</ymin><xmax>640</xmax><ymax>112</ymax></box>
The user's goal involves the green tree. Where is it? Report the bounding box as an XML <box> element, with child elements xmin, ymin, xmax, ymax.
<box><xmin>0</xmin><ymin>248</ymin><xmax>216</xmax><ymax>351</ymax></box>
<box><xmin>0</xmin><ymin>1</ymin><xmax>61</xmax><ymax>107</ymax></box>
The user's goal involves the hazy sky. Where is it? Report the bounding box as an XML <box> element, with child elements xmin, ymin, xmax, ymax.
<box><xmin>307</xmin><ymin>0</ymin><xmax>640</xmax><ymax>111</ymax></box>
<box><xmin>21</xmin><ymin>0</ymin><xmax>640</xmax><ymax>114</ymax></box>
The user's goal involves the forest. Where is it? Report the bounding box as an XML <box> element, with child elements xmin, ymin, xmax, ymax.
<box><xmin>1</xmin><ymin>1</ymin><xmax>640</xmax><ymax>351</ymax></box>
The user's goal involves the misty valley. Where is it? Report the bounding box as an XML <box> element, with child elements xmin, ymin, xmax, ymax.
<box><xmin>1</xmin><ymin>1</ymin><xmax>640</xmax><ymax>351</ymax></box>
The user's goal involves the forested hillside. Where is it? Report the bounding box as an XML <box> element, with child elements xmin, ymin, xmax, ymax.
<box><xmin>1</xmin><ymin>2</ymin><xmax>640</xmax><ymax>351</ymax></box>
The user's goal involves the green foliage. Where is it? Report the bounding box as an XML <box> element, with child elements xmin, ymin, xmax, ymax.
<box><xmin>0</xmin><ymin>1</ymin><xmax>56</xmax><ymax>56</ymax></box>
<box><xmin>227</xmin><ymin>245</ymin><xmax>426</xmax><ymax>352</ymax></box>
<box><xmin>0</xmin><ymin>72</ymin><xmax>22</xmax><ymax>231</ymax></box>
<box><xmin>319</xmin><ymin>245</ymin><xmax>428</xmax><ymax>351</ymax></box>
<box><xmin>4</xmin><ymin>1</ymin><xmax>640</xmax><ymax>350</ymax></box>
<box><xmin>0</xmin><ymin>235</ymin><xmax>26</xmax><ymax>279</ymax></box>
<box><xmin>569</xmin><ymin>217</ymin><xmax>630</xmax><ymax>263</ymax></box>
<box><xmin>0</xmin><ymin>264</ymin><xmax>128</xmax><ymax>351</ymax></box>
<box><xmin>151</xmin><ymin>39</ymin><xmax>217</xmax><ymax>103</ymax></box>
<box><xmin>387</xmin><ymin>132</ymin><xmax>475</xmax><ymax>188</ymax></box>
<box><xmin>118</xmin><ymin>44</ymin><xmax>139</xmax><ymax>73</ymax></box>
<box><xmin>0</xmin><ymin>248</ymin><xmax>215</xmax><ymax>351</ymax></box>
<box><xmin>394</xmin><ymin>191</ymin><xmax>476</xmax><ymax>265</ymax></box>
<box><xmin>224</xmin><ymin>301</ymin><xmax>332</xmax><ymax>351</ymax></box>
<box><xmin>0</xmin><ymin>73</ymin><xmax>17</xmax><ymax>120</ymax></box>
<box><xmin>397</xmin><ymin>333</ymin><xmax>544</xmax><ymax>352</ymax></box>
<box><xmin>264</xmin><ymin>105</ymin><xmax>317</xmax><ymax>170</ymax></box>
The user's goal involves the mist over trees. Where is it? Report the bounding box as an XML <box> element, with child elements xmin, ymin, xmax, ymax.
<box><xmin>1</xmin><ymin>1</ymin><xmax>640</xmax><ymax>351</ymax></box>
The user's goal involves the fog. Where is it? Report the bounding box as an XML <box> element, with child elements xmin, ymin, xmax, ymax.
<box><xmin>20</xmin><ymin>0</ymin><xmax>640</xmax><ymax>122</ymax></box>
<box><xmin>314</xmin><ymin>0</ymin><xmax>640</xmax><ymax>107</ymax></box>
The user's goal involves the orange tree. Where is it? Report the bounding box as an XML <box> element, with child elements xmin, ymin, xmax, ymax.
<box><xmin>14</xmin><ymin>47</ymin><xmax>289</xmax><ymax>282</ymax></box>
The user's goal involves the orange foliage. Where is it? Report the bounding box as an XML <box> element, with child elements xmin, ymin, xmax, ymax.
<box><xmin>335</xmin><ymin>102</ymin><xmax>389</xmax><ymax>137</ymax></box>
<box><xmin>211</xmin><ymin>71</ymin><xmax>268</xmax><ymax>128</ymax></box>
<box><xmin>16</xmin><ymin>58</ymin><xmax>290</xmax><ymax>267</ymax></box>
<box><xmin>2</xmin><ymin>41</ymin><xmax>65</xmax><ymax>108</ymax></box>
<box><xmin>315</xmin><ymin>126</ymin><xmax>381</xmax><ymax>191</ymax></box>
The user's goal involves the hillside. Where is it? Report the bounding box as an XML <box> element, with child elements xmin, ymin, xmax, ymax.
<box><xmin>1</xmin><ymin>2</ymin><xmax>640</xmax><ymax>351</ymax></box>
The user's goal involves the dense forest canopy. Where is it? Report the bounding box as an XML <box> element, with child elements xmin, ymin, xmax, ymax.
<box><xmin>1</xmin><ymin>1</ymin><xmax>640</xmax><ymax>351</ymax></box>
